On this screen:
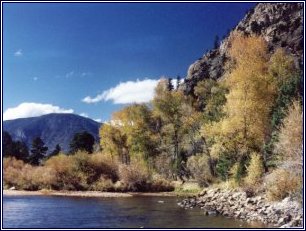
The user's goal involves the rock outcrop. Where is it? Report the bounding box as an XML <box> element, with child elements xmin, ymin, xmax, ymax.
<box><xmin>178</xmin><ymin>188</ymin><xmax>303</xmax><ymax>228</ymax></box>
<box><xmin>184</xmin><ymin>3</ymin><xmax>303</xmax><ymax>95</ymax></box>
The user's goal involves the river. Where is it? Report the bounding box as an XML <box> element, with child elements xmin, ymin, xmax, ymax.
<box><xmin>3</xmin><ymin>195</ymin><xmax>265</xmax><ymax>228</ymax></box>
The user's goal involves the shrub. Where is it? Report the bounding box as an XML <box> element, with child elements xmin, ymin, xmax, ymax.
<box><xmin>243</xmin><ymin>185</ymin><xmax>256</xmax><ymax>198</ymax></box>
<box><xmin>215</xmin><ymin>152</ymin><xmax>235</xmax><ymax>181</ymax></box>
<box><xmin>153</xmin><ymin>153</ymin><xmax>174</xmax><ymax>179</ymax></box>
<box><xmin>4</xmin><ymin>157</ymin><xmax>56</xmax><ymax>190</ymax></box>
<box><xmin>4</xmin><ymin>157</ymin><xmax>26</xmax><ymax>188</ymax></box>
<box><xmin>89</xmin><ymin>176</ymin><xmax>114</xmax><ymax>191</ymax></box>
<box><xmin>4</xmin><ymin>152</ymin><xmax>174</xmax><ymax>192</ymax></box>
<box><xmin>88</xmin><ymin>153</ymin><xmax>119</xmax><ymax>182</ymax></box>
<box><xmin>45</xmin><ymin>154</ymin><xmax>88</xmax><ymax>190</ymax></box>
<box><xmin>17</xmin><ymin>164</ymin><xmax>37</xmax><ymax>190</ymax></box>
<box><xmin>45</xmin><ymin>152</ymin><xmax>120</xmax><ymax>190</ymax></box>
<box><xmin>27</xmin><ymin>166</ymin><xmax>56</xmax><ymax>190</ymax></box>
<box><xmin>150</xmin><ymin>174</ymin><xmax>174</xmax><ymax>192</ymax></box>
<box><xmin>4</xmin><ymin>156</ymin><xmax>25</xmax><ymax>171</ymax></box>
<box><xmin>174</xmin><ymin>182</ymin><xmax>201</xmax><ymax>194</ymax></box>
<box><xmin>244</xmin><ymin>152</ymin><xmax>264</xmax><ymax>186</ymax></box>
<box><xmin>118</xmin><ymin>161</ymin><xmax>150</xmax><ymax>191</ymax></box>
<box><xmin>187</xmin><ymin>154</ymin><xmax>213</xmax><ymax>187</ymax></box>
<box><xmin>265</xmin><ymin>168</ymin><xmax>301</xmax><ymax>201</ymax></box>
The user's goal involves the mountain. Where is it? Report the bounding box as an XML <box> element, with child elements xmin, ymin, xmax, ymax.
<box><xmin>3</xmin><ymin>113</ymin><xmax>101</xmax><ymax>154</ymax></box>
<box><xmin>183</xmin><ymin>3</ymin><xmax>303</xmax><ymax>95</ymax></box>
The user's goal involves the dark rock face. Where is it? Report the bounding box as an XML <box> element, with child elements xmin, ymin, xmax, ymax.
<box><xmin>184</xmin><ymin>3</ymin><xmax>303</xmax><ymax>95</ymax></box>
<box><xmin>3</xmin><ymin>113</ymin><xmax>101</xmax><ymax>154</ymax></box>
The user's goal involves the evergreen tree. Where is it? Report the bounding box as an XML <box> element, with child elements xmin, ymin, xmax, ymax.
<box><xmin>176</xmin><ymin>75</ymin><xmax>181</xmax><ymax>90</ymax></box>
<box><xmin>29</xmin><ymin>137</ymin><xmax>48</xmax><ymax>165</ymax></box>
<box><xmin>4</xmin><ymin>131</ymin><xmax>29</xmax><ymax>161</ymax></box>
<box><xmin>167</xmin><ymin>78</ymin><xmax>174</xmax><ymax>91</ymax></box>
<box><xmin>3</xmin><ymin>131</ymin><xmax>14</xmax><ymax>157</ymax></box>
<box><xmin>49</xmin><ymin>144</ymin><xmax>61</xmax><ymax>157</ymax></box>
<box><xmin>13</xmin><ymin>141</ymin><xmax>29</xmax><ymax>162</ymax></box>
<box><xmin>69</xmin><ymin>131</ymin><xmax>95</xmax><ymax>154</ymax></box>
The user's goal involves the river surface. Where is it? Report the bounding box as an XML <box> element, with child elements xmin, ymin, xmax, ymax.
<box><xmin>3</xmin><ymin>195</ymin><xmax>265</xmax><ymax>228</ymax></box>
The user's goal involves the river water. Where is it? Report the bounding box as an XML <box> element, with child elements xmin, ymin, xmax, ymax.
<box><xmin>3</xmin><ymin>195</ymin><xmax>265</xmax><ymax>228</ymax></box>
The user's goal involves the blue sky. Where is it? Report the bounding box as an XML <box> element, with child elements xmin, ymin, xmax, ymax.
<box><xmin>3</xmin><ymin>2</ymin><xmax>255</xmax><ymax>122</ymax></box>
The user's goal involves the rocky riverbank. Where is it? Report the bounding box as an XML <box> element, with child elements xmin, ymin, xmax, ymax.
<box><xmin>178</xmin><ymin>188</ymin><xmax>303</xmax><ymax>228</ymax></box>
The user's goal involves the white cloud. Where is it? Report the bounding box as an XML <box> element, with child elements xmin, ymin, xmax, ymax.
<box><xmin>3</xmin><ymin>102</ymin><xmax>74</xmax><ymax>121</ymax></box>
<box><xmin>80</xmin><ymin>113</ymin><xmax>89</xmax><ymax>118</ymax></box>
<box><xmin>14</xmin><ymin>49</ymin><xmax>23</xmax><ymax>57</ymax></box>
<box><xmin>65</xmin><ymin>71</ymin><xmax>74</xmax><ymax>78</ymax></box>
<box><xmin>81</xmin><ymin>72</ymin><xmax>92</xmax><ymax>77</ymax></box>
<box><xmin>56</xmin><ymin>71</ymin><xmax>91</xmax><ymax>79</ymax></box>
<box><xmin>94</xmin><ymin>118</ymin><xmax>102</xmax><ymax>123</ymax></box>
<box><xmin>82</xmin><ymin>79</ymin><xmax>159</xmax><ymax>104</ymax></box>
<box><xmin>172</xmin><ymin>78</ymin><xmax>184</xmax><ymax>89</ymax></box>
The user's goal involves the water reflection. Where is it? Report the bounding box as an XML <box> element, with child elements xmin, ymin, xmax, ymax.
<box><xmin>3</xmin><ymin>195</ymin><xmax>266</xmax><ymax>228</ymax></box>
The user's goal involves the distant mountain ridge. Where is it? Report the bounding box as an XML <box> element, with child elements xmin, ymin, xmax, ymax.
<box><xmin>3</xmin><ymin>113</ymin><xmax>101</xmax><ymax>153</ymax></box>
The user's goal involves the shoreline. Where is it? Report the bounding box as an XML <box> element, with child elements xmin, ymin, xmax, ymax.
<box><xmin>178</xmin><ymin>188</ymin><xmax>303</xmax><ymax>228</ymax></box>
<box><xmin>3</xmin><ymin>189</ymin><xmax>178</xmax><ymax>198</ymax></box>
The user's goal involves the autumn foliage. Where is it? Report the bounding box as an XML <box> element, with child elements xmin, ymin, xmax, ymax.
<box><xmin>4</xmin><ymin>33</ymin><xmax>302</xmax><ymax>199</ymax></box>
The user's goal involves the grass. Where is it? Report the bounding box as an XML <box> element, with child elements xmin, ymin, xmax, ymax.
<box><xmin>174</xmin><ymin>181</ymin><xmax>202</xmax><ymax>196</ymax></box>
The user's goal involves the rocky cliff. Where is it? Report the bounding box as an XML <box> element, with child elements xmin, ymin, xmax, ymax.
<box><xmin>184</xmin><ymin>3</ymin><xmax>303</xmax><ymax>95</ymax></box>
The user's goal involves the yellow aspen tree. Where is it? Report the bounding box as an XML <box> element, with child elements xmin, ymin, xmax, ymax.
<box><xmin>275</xmin><ymin>100</ymin><xmax>302</xmax><ymax>168</ymax></box>
<box><xmin>99</xmin><ymin>123</ymin><xmax>128</xmax><ymax>163</ymax></box>
<box><xmin>153</xmin><ymin>79</ymin><xmax>202</xmax><ymax>178</ymax></box>
<box><xmin>110</xmin><ymin>103</ymin><xmax>157</xmax><ymax>165</ymax></box>
<box><xmin>204</xmin><ymin>33</ymin><xmax>277</xmax><ymax>159</ymax></box>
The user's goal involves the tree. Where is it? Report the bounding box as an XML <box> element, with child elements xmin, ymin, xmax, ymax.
<box><xmin>153</xmin><ymin>79</ymin><xmax>202</xmax><ymax>179</ymax></box>
<box><xmin>264</xmin><ymin>49</ymin><xmax>301</xmax><ymax>168</ymax></box>
<box><xmin>12</xmin><ymin>140</ymin><xmax>29</xmax><ymax>161</ymax></box>
<box><xmin>176</xmin><ymin>75</ymin><xmax>181</xmax><ymax>90</ymax></box>
<box><xmin>223</xmin><ymin>34</ymin><xmax>275</xmax><ymax>153</ymax></box>
<box><xmin>49</xmin><ymin>144</ymin><xmax>61</xmax><ymax>157</ymax></box>
<box><xmin>268</xmin><ymin>48</ymin><xmax>301</xmax><ymax>129</ymax></box>
<box><xmin>3</xmin><ymin>131</ymin><xmax>14</xmax><ymax>157</ymax></box>
<box><xmin>153</xmin><ymin>80</ymin><xmax>185</xmax><ymax>177</ymax></box>
<box><xmin>100</xmin><ymin>104</ymin><xmax>158</xmax><ymax>165</ymax></box>
<box><xmin>69</xmin><ymin>131</ymin><xmax>95</xmax><ymax>154</ymax></box>
<box><xmin>167</xmin><ymin>78</ymin><xmax>174</xmax><ymax>91</ymax></box>
<box><xmin>202</xmin><ymin>34</ymin><xmax>277</xmax><ymax>180</ymax></box>
<box><xmin>194</xmin><ymin>79</ymin><xmax>227</xmax><ymax>122</ymax></box>
<box><xmin>100</xmin><ymin>123</ymin><xmax>127</xmax><ymax>162</ymax></box>
<box><xmin>29</xmin><ymin>137</ymin><xmax>48</xmax><ymax>165</ymax></box>
<box><xmin>187</xmin><ymin>154</ymin><xmax>212</xmax><ymax>187</ymax></box>
<box><xmin>114</xmin><ymin>104</ymin><xmax>158</xmax><ymax>162</ymax></box>
<box><xmin>275</xmin><ymin>100</ymin><xmax>302</xmax><ymax>170</ymax></box>
<box><xmin>3</xmin><ymin>132</ymin><xmax>29</xmax><ymax>161</ymax></box>
<box><xmin>244</xmin><ymin>152</ymin><xmax>264</xmax><ymax>186</ymax></box>
<box><xmin>266</xmin><ymin>101</ymin><xmax>303</xmax><ymax>201</ymax></box>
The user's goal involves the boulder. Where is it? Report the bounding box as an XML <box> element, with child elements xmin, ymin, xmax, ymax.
<box><xmin>207</xmin><ymin>210</ymin><xmax>218</xmax><ymax>216</ymax></box>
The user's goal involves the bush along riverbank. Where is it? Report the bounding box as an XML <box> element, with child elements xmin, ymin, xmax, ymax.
<box><xmin>178</xmin><ymin>188</ymin><xmax>303</xmax><ymax>228</ymax></box>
